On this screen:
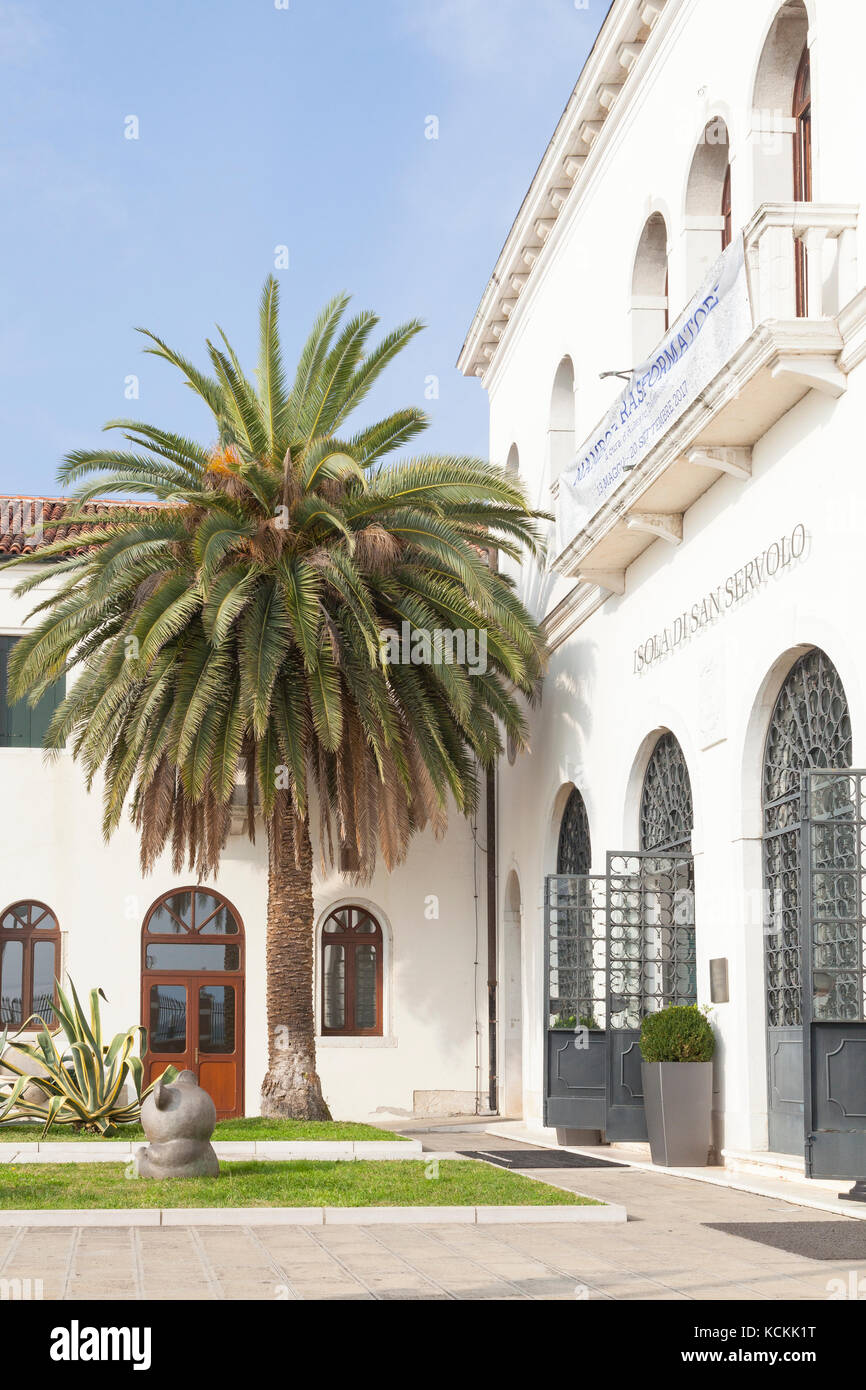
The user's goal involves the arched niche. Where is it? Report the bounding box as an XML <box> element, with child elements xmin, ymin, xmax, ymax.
<box><xmin>631</xmin><ymin>213</ymin><xmax>669</xmax><ymax>361</ymax></box>
<box><xmin>684</xmin><ymin>117</ymin><xmax>731</xmax><ymax>293</ymax></box>
<box><xmin>751</xmin><ymin>1</ymin><xmax>810</xmax><ymax>205</ymax></box>
<box><xmin>548</xmin><ymin>357</ymin><xmax>575</xmax><ymax>483</ymax></box>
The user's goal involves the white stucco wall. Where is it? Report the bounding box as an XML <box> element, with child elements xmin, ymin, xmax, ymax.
<box><xmin>477</xmin><ymin>0</ymin><xmax>866</xmax><ymax>1150</ymax></box>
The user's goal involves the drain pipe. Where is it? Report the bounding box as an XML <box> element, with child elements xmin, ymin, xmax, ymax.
<box><xmin>486</xmin><ymin>760</ymin><xmax>498</xmax><ymax>1114</ymax></box>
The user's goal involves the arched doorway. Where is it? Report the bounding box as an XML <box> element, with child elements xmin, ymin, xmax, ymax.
<box><xmin>762</xmin><ymin>647</ymin><xmax>852</xmax><ymax>1153</ymax></box>
<box><xmin>141</xmin><ymin>887</ymin><xmax>245</xmax><ymax>1119</ymax></box>
<box><xmin>595</xmin><ymin>733</ymin><xmax>696</xmax><ymax>1141</ymax></box>
<box><xmin>502</xmin><ymin>872</ymin><xmax>523</xmax><ymax>1119</ymax></box>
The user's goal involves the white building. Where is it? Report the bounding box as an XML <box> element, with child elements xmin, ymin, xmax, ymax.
<box><xmin>3</xmin><ymin>0</ymin><xmax>866</xmax><ymax>1184</ymax></box>
<box><xmin>459</xmin><ymin>0</ymin><xmax>866</xmax><ymax>1177</ymax></box>
<box><xmin>0</xmin><ymin>500</ymin><xmax>492</xmax><ymax>1123</ymax></box>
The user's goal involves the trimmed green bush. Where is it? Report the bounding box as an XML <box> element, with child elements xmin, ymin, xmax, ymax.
<box><xmin>639</xmin><ymin>1005</ymin><xmax>715</xmax><ymax>1063</ymax></box>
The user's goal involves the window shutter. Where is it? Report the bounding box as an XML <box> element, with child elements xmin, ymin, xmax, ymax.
<box><xmin>28</xmin><ymin>671</ymin><xmax>65</xmax><ymax>748</ymax></box>
<box><xmin>0</xmin><ymin>635</ymin><xmax>66</xmax><ymax>748</ymax></box>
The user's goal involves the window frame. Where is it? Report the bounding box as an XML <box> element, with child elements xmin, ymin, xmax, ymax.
<box><xmin>319</xmin><ymin>904</ymin><xmax>384</xmax><ymax>1038</ymax></box>
<box><xmin>721</xmin><ymin>163</ymin><xmax>732</xmax><ymax>251</ymax></box>
<box><xmin>140</xmin><ymin>887</ymin><xmax>245</xmax><ymax>975</ymax></box>
<box><xmin>0</xmin><ymin>899</ymin><xmax>61</xmax><ymax>1029</ymax></box>
<box><xmin>793</xmin><ymin>44</ymin><xmax>812</xmax><ymax>315</ymax></box>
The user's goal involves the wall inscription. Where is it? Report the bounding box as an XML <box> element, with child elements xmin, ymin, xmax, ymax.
<box><xmin>633</xmin><ymin>523</ymin><xmax>806</xmax><ymax>674</ymax></box>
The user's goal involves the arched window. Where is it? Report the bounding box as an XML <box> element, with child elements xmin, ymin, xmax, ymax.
<box><xmin>631</xmin><ymin>213</ymin><xmax>669</xmax><ymax>360</ymax></box>
<box><xmin>321</xmin><ymin>905</ymin><xmax>383</xmax><ymax>1037</ymax></box>
<box><xmin>141</xmin><ymin>888</ymin><xmax>245</xmax><ymax>1117</ymax></box>
<box><xmin>793</xmin><ymin>44</ymin><xmax>812</xmax><ymax>313</ymax></box>
<box><xmin>640</xmin><ymin>733</ymin><xmax>693</xmax><ymax>852</ymax></box>
<box><xmin>684</xmin><ymin>118</ymin><xmax>732</xmax><ymax>291</ymax></box>
<box><xmin>0</xmin><ymin>901</ymin><xmax>60</xmax><ymax>1027</ymax></box>
<box><xmin>505</xmin><ymin>443</ymin><xmax>520</xmax><ymax>476</ymax></box>
<box><xmin>557</xmin><ymin>788</ymin><xmax>591</xmax><ymax>875</ymax></box>
<box><xmin>764</xmin><ymin>649</ymin><xmax>851</xmax><ymax>816</ymax></box>
<box><xmin>548</xmin><ymin>357</ymin><xmax>575</xmax><ymax>483</ymax></box>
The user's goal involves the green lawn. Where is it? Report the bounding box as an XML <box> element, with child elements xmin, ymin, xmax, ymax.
<box><xmin>0</xmin><ymin>1160</ymin><xmax>598</xmax><ymax>1209</ymax></box>
<box><xmin>0</xmin><ymin>1118</ymin><xmax>406</xmax><ymax>1143</ymax></box>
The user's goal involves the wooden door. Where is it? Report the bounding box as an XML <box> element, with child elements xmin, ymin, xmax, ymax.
<box><xmin>141</xmin><ymin>888</ymin><xmax>245</xmax><ymax>1119</ymax></box>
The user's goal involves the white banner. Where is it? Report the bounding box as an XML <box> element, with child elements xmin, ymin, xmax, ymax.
<box><xmin>556</xmin><ymin>233</ymin><xmax>753</xmax><ymax>554</ymax></box>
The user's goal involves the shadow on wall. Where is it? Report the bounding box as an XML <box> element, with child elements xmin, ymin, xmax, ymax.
<box><xmin>549</xmin><ymin>638</ymin><xmax>597</xmax><ymax>772</ymax></box>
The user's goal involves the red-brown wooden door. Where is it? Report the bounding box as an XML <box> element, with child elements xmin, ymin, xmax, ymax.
<box><xmin>141</xmin><ymin>889</ymin><xmax>245</xmax><ymax>1119</ymax></box>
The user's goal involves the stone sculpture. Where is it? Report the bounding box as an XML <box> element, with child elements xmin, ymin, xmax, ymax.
<box><xmin>135</xmin><ymin>1070</ymin><xmax>219</xmax><ymax>1178</ymax></box>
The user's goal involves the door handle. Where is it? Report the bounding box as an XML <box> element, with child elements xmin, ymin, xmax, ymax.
<box><xmin>194</xmin><ymin>1047</ymin><xmax>199</xmax><ymax>1063</ymax></box>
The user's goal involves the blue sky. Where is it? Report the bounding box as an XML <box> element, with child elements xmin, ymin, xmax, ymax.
<box><xmin>0</xmin><ymin>0</ymin><xmax>606</xmax><ymax>496</ymax></box>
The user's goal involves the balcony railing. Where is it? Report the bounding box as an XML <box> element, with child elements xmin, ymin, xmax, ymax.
<box><xmin>745</xmin><ymin>201</ymin><xmax>858</xmax><ymax>321</ymax></box>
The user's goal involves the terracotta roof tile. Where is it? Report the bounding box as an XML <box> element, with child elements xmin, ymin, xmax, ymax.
<box><xmin>0</xmin><ymin>496</ymin><xmax>161</xmax><ymax>557</ymax></box>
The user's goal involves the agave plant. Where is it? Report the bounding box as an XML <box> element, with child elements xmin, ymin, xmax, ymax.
<box><xmin>0</xmin><ymin>978</ymin><xmax>175</xmax><ymax>1135</ymax></box>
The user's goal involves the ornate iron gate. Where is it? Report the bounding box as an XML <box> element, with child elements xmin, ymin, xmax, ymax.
<box><xmin>606</xmin><ymin>851</ymin><xmax>696</xmax><ymax>1140</ymax></box>
<box><xmin>802</xmin><ymin>769</ymin><xmax>866</xmax><ymax>1180</ymax></box>
<box><xmin>544</xmin><ymin>856</ymin><xmax>696</xmax><ymax>1137</ymax></box>
<box><xmin>543</xmin><ymin>875</ymin><xmax>606</xmax><ymax>1131</ymax></box>
<box><xmin>762</xmin><ymin>648</ymin><xmax>852</xmax><ymax>1154</ymax></box>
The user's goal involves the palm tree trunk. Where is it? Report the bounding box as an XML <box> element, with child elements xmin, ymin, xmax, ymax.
<box><xmin>260</xmin><ymin>791</ymin><xmax>331</xmax><ymax>1119</ymax></box>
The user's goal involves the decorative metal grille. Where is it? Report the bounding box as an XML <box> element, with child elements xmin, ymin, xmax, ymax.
<box><xmin>805</xmin><ymin>769</ymin><xmax>865</xmax><ymax>1023</ymax></box>
<box><xmin>607</xmin><ymin>853</ymin><xmax>696</xmax><ymax>1030</ymax></box>
<box><xmin>557</xmin><ymin>788</ymin><xmax>592</xmax><ymax>876</ymax></box>
<box><xmin>639</xmin><ymin>732</ymin><xmax>693</xmax><ymax>852</ymax></box>
<box><xmin>762</xmin><ymin>649</ymin><xmax>852</xmax><ymax>1027</ymax></box>
<box><xmin>545</xmin><ymin>875</ymin><xmax>606</xmax><ymax>1031</ymax></box>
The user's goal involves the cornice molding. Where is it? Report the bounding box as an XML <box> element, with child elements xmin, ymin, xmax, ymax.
<box><xmin>542</xmin><ymin>578</ymin><xmax>609</xmax><ymax>651</ymax></box>
<box><xmin>457</xmin><ymin>0</ymin><xmax>687</xmax><ymax>385</ymax></box>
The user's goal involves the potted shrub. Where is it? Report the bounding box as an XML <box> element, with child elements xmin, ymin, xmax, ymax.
<box><xmin>640</xmin><ymin>1004</ymin><xmax>715</xmax><ymax>1167</ymax></box>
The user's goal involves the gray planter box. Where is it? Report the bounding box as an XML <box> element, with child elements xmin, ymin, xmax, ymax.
<box><xmin>641</xmin><ymin>1061</ymin><xmax>712</xmax><ymax>1167</ymax></box>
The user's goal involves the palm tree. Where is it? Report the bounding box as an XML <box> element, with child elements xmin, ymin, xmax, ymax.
<box><xmin>1</xmin><ymin>278</ymin><xmax>547</xmax><ymax>1117</ymax></box>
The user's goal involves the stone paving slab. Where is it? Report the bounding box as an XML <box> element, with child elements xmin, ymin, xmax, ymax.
<box><xmin>483</xmin><ymin>1120</ymin><xmax>866</xmax><ymax>1219</ymax></box>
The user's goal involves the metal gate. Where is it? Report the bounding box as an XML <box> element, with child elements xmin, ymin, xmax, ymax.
<box><xmin>606</xmin><ymin>851</ymin><xmax>696</xmax><ymax>1140</ymax></box>
<box><xmin>543</xmin><ymin>854</ymin><xmax>696</xmax><ymax>1137</ymax></box>
<box><xmin>802</xmin><ymin>769</ymin><xmax>866</xmax><ymax>1179</ymax></box>
<box><xmin>762</xmin><ymin>647</ymin><xmax>853</xmax><ymax>1154</ymax></box>
<box><xmin>544</xmin><ymin>875</ymin><xmax>607</xmax><ymax>1131</ymax></box>
<box><xmin>763</xmin><ymin>751</ymin><xmax>808</xmax><ymax>1154</ymax></box>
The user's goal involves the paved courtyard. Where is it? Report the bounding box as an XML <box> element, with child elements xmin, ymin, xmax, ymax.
<box><xmin>3</xmin><ymin>1133</ymin><xmax>865</xmax><ymax>1300</ymax></box>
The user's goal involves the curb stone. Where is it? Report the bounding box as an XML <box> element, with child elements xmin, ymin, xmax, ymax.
<box><xmin>0</xmin><ymin>1201</ymin><xmax>626</xmax><ymax>1227</ymax></box>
